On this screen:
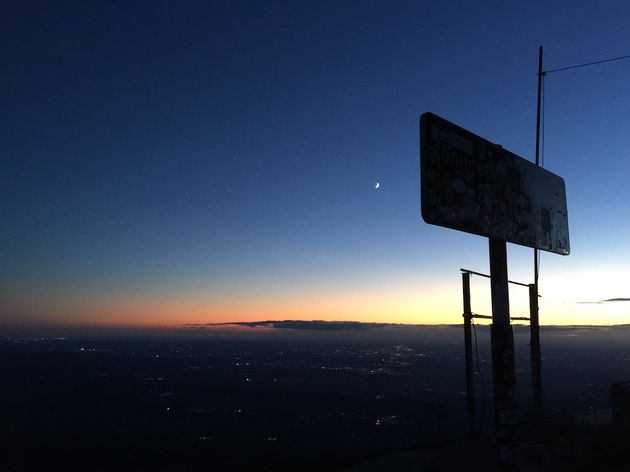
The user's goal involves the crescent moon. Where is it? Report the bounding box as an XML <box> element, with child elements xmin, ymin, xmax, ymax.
<box><xmin>375</xmin><ymin>182</ymin><xmax>380</xmax><ymax>189</ymax></box>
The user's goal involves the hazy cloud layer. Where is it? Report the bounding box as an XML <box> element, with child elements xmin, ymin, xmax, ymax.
<box><xmin>577</xmin><ymin>297</ymin><xmax>630</xmax><ymax>305</ymax></box>
<box><xmin>186</xmin><ymin>320</ymin><xmax>396</xmax><ymax>331</ymax></box>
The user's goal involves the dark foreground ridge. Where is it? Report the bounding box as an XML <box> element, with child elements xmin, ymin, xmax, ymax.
<box><xmin>2</xmin><ymin>325</ymin><xmax>630</xmax><ymax>470</ymax></box>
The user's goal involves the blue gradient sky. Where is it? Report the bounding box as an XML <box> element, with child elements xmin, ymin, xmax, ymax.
<box><xmin>2</xmin><ymin>1</ymin><xmax>630</xmax><ymax>328</ymax></box>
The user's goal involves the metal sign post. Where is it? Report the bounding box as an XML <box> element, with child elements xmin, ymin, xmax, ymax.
<box><xmin>420</xmin><ymin>112</ymin><xmax>569</xmax><ymax>467</ymax></box>
<box><xmin>489</xmin><ymin>238</ymin><xmax>518</xmax><ymax>463</ymax></box>
<box><xmin>462</xmin><ymin>272</ymin><xmax>475</xmax><ymax>437</ymax></box>
<box><xmin>529</xmin><ymin>283</ymin><xmax>543</xmax><ymax>409</ymax></box>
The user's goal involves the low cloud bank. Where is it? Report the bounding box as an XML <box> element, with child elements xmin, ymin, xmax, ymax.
<box><xmin>185</xmin><ymin>320</ymin><xmax>397</xmax><ymax>331</ymax></box>
<box><xmin>577</xmin><ymin>297</ymin><xmax>630</xmax><ymax>305</ymax></box>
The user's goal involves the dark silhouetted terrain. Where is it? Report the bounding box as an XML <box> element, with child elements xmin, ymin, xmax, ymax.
<box><xmin>1</xmin><ymin>323</ymin><xmax>630</xmax><ymax>470</ymax></box>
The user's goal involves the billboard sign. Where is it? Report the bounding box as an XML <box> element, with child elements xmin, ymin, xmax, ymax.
<box><xmin>420</xmin><ymin>112</ymin><xmax>570</xmax><ymax>255</ymax></box>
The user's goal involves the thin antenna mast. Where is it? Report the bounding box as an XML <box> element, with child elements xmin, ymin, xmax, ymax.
<box><xmin>534</xmin><ymin>46</ymin><xmax>544</xmax><ymax>288</ymax></box>
<box><xmin>531</xmin><ymin>46</ymin><xmax>545</xmax><ymax>410</ymax></box>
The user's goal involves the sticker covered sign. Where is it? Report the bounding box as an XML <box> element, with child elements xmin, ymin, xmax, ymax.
<box><xmin>420</xmin><ymin>112</ymin><xmax>569</xmax><ymax>255</ymax></box>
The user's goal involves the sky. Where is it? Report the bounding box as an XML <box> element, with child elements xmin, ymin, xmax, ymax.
<box><xmin>2</xmin><ymin>1</ymin><xmax>630</xmax><ymax>331</ymax></box>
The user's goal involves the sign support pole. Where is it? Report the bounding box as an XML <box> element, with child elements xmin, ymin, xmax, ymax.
<box><xmin>462</xmin><ymin>272</ymin><xmax>475</xmax><ymax>438</ymax></box>
<box><xmin>529</xmin><ymin>284</ymin><xmax>543</xmax><ymax>409</ymax></box>
<box><xmin>489</xmin><ymin>238</ymin><xmax>518</xmax><ymax>465</ymax></box>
